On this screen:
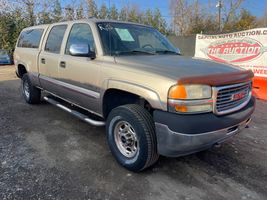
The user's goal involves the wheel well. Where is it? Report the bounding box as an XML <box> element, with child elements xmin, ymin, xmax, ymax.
<box><xmin>17</xmin><ymin>64</ymin><xmax>27</xmax><ymax>78</ymax></box>
<box><xmin>102</xmin><ymin>89</ymin><xmax>153</xmax><ymax>119</ymax></box>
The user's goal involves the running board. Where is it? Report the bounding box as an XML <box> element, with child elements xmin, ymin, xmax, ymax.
<box><xmin>43</xmin><ymin>96</ymin><xmax>105</xmax><ymax>127</ymax></box>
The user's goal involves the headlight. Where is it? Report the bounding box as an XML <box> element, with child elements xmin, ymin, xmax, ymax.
<box><xmin>169</xmin><ymin>84</ymin><xmax>211</xmax><ymax>99</ymax></box>
<box><xmin>168</xmin><ymin>84</ymin><xmax>213</xmax><ymax>113</ymax></box>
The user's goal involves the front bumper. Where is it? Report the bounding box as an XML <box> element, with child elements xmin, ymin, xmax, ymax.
<box><xmin>154</xmin><ymin>96</ymin><xmax>255</xmax><ymax>157</ymax></box>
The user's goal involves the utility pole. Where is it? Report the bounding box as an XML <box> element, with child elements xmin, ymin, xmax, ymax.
<box><xmin>216</xmin><ymin>0</ymin><xmax>223</xmax><ymax>32</ymax></box>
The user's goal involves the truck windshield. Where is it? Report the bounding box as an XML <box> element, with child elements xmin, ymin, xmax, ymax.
<box><xmin>97</xmin><ymin>22</ymin><xmax>178</xmax><ymax>56</ymax></box>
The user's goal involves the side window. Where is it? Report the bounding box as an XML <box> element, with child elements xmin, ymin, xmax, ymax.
<box><xmin>65</xmin><ymin>23</ymin><xmax>95</xmax><ymax>55</ymax></box>
<box><xmin>17</xmin><ymin>29</ymin><xmax>44</xmax><ymax>48</ymax></box>
<box><xmin>45</xmin><ymin>25</ymin><xmax>67</xmax><ymax>54</ymax></box>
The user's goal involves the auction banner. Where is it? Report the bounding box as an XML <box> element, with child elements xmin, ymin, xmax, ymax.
<box><xmin>195</xmin><ymin>28</ymin><xmax>267</xmax><ymax>100</ymax></box>
<box><xmin>195</xmin><ymin>28</ymin><xmax>267</xmax><ymax>78</ymax></box>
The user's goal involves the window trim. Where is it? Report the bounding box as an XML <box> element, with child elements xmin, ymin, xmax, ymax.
<box><xmin>44</xmin><ymin>24</ymin><xmax>68</xmax><ymax>54</ymax></box>
<box><xmin>64</xmin><ymin>23</ymin><xmax>96</xmax><ymax>56</ymax></box>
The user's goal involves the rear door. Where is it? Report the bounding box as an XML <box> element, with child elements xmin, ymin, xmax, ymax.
<box><xmin>14</xmin><ymin>26</ymin><xmax>46</xmax><ymax>86</ymax></box>
<box><xmin>39</xmin><ymin>24</ymin><xmax>68</xmax><ymax>95</ymax></box>
<box><xmin>58</xmin><ymin>22</ymin><xmax>101</xmax><ymax>113</ymax></box>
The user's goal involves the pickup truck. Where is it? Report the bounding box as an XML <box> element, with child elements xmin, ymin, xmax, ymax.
<box><xmin>14</xmin><ymin>19</ymin><xmax>255</xmax><ymax>172</ymax></box>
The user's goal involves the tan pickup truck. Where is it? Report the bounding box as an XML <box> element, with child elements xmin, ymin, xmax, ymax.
<box><xmin>14</xmin><ymin>19</ymin><xmax>255</xmax><ymax>172</ymax></box>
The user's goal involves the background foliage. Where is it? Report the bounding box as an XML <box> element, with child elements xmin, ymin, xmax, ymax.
<box><xmin>0</xmin><ymin>0</ymin><xmax>266</xmax><ymax>53</ymax></box>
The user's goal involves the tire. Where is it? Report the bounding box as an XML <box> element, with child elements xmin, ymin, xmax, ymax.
<box><xmin>106</xmin><ymin>104</ymin><xmax>159</xmax><ymax>172</ymax></box>
<box><xmin>22</xmin><ymin>73</ymin><xmax>41</xmax><ymax>104</ymax></box>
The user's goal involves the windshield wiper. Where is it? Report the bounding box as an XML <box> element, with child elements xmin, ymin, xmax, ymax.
<box><xmin>156</xmin><ymin>50</ymin><xmax>180</xmax><ymax>55</ymax></box>
<box><xmin>116</xmin><ymin>50</ymin><xmax>156</xmax><ymax>55</ymax></box>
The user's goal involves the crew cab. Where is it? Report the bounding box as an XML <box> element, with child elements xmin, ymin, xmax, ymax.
<box><xmin>14</xmin><ymin>19</ymin><xmax>255</xmax><ymax>172</ymax></box>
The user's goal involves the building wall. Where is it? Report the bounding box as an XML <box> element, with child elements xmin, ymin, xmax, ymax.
<box><xmin>167</xmin><ymin>35</ymin><xmax>196</xmax><ymax>57</ymax></box>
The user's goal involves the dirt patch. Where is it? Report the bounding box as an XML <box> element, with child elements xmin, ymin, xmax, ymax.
<box><xmin>0</xmin><ymin>65</ymin><xmax>17</xmax><ymax>81</ymax></box>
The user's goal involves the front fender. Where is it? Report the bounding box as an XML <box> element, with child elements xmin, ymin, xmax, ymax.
<box><xmin>103</xmin><ymin>79</ymin><xmax>165</xmax><ymax>111</ymax></box>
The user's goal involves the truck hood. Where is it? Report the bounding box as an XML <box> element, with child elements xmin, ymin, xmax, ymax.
<box><xmin>114</xmin><ymin>55</ymin><xmax>241</xmax><ymax>80</ymax></box>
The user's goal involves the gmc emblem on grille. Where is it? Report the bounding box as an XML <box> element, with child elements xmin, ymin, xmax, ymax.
<box><xmin>232</xmin><ymin>91</ymin><xmax>247</xmax><ymax>101</ymax></box>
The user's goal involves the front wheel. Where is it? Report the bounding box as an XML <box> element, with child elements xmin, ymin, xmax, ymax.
<box><xmin>106</xmin><ymin>104</ymin><xmax>159</xmax><ymax>172</ymax></box>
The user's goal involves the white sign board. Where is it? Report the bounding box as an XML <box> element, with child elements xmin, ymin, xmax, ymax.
<box><xmin>195</xmin><ymin>28</ymin><xmax>267</xmax><ymax>78</ymax></box>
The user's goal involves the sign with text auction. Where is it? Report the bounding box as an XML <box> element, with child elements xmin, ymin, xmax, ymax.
<box><xmin>195</xmin><ymin>28</ymin><xmax>267</xmax><ymax>78</ymax></box>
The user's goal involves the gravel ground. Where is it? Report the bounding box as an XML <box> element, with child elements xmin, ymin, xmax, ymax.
<box><xmin>0</xmin><ymin>65</ymin><xmax>266</xmax><ymax>200</ymax></box>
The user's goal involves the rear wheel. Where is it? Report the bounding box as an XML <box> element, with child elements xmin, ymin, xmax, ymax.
<box><xmin>106</xmin><ymin>104</ymin><xmax>159</xmax><ymax>172</ymax></box>
<box><xmin>22</xmin><ymin>74</ymin><xmax>41</xmax><ymax>104</ymax></box>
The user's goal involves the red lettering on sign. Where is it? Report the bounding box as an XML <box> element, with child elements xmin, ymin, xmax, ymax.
<box><xmin>205</xmin><ymin>39</ymin><xmax>266</xmax><ymax>63</ymax></box>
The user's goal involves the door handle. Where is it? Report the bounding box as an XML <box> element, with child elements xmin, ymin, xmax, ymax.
<box><xmin>41</xmin><ymin>58</ymin><xmax>45</xmax><ymax>64</ymax></box>
<box><xmin>60</xmin><ymin>61</ymin><xmax>66</xmax><ymax>68</ymax></box>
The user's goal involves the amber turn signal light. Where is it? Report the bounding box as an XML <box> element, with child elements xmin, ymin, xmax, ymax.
<box><xmin>168</xmin><ymin>84</ymin><xmax>187</xmax><ymax>99</ymax></box>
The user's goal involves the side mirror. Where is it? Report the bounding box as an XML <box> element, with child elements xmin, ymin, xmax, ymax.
<box><xmin>69</xmin><ymin>44</ymin><xmax>96</xmax><ymax>59</ymax></box>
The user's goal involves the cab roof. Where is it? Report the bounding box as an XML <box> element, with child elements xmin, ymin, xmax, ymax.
<box><xmin>23</xmin><ymin>18</ymin><xmax>152</xmax><ymax>30</ymax></box>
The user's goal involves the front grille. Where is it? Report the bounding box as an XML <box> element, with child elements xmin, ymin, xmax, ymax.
<box><xmin>214</xmin><ymin>82</ymin><xmax>251</xmax><ymax>115</ymax></box>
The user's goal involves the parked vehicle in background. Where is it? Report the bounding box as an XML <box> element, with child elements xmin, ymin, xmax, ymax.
<box><xmin>0</xmin><ymin>49</ymin><xmax>12</xmax><ymax>65</ymax></box>
<box><xmin>14</xmin><ymin>19</ymin><xmax>255</xmax><ymax>172</ymax></box>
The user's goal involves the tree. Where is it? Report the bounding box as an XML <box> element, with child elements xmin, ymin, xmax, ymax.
<box><xmin>170</xmin><ymin>0</ymin><xmax>195</xmax><ymax>35</ymax></box>
<box><xmin>87</xmin><ymin>0</ymin><xmax>98</xmax><ymax>18</ymax></box>
<box><xmin>64</xmin><ymin>6</ymin><xmax>74</xmax><ymax>21</ymax></box>
<box><xmin>119</xmin><ymin>6</ymin><xmax>128</xmax><ymax>21</ymax></box>
<box><xmin>223</xmin><ymin>0</ymin><xmax>244</xmax><ymax>26</ymax></box>
<box><xmin>109</xmin><ymin>4</ymin><xmax>118</xmax><ymax>20</ymax></box>
<box><xmin>127</xmin><ymin>6</ymin><xmax>139</xmax><ymax>23</ymax></box>
<box><xmin>188</xmin><ymin>15</ymin><xmax>218</xmax><ymax>34</ymax></box>
<box><xmin>0</xmin><ymin>8</ymin><xmax>27</xmax><ymax>52</ymax></box>
<box><xmin>0</xmin><ymin>0</ymin><xmax>16</xmax><ymax>14</ymax></box>
<box><xmin>0</xmin><ymin>13</ymin><xmax>16</xmax><ymax>51</ymax></box>
<box><xmin>153</xmin><ymin>8</ymin><xmax>168</xmax><ymax>35</ymax></box>
<box><xmin>170</xmin><ymin>0</ymin><xmax>247</xmax><ymax>35</ymax></box>
<box><xmin>185</xmin><ymin>2</ymin><xmax>218</xmax><ymax>35</ymax></box>
<box><xmin>235</xmin><ymin>9</ymin><xmax>256</xmax><ymax>30</ymax></box>
<box><xmin>52</xmin><ymin>0</ymin><xmax>62</xmax><ymax>22</ymax></box>
<box><xmin>257</xmin><ymin>9</ymin><xmax>267</xmax><ymax>27</ymax></box>
<box><xmin>38</xmin><ymin>1</ymin><xmax>52</xmax><ymax>24</ymax></box>
<box><xmin>223</xmin><ymin>9</ymin><xmax>256</xmax><ymax>32</ymax></box>
<box><xmin>76</xmin><ymin>3</ymin><xmax>85</xmax><ymax>19</ymax></box>
<box><xmin>12</xmin><ymin>9</ymin><xmax>28</xmax><ymax>40</ymax></box>
<box><xmin>22</xmin><ymin>0</ymin><xmax>36</xmax><ymax>26</ymax></box>
<box><xmin>144</xmin><ymin>9</ymin><xmax>153</xmax><ymax>25</ymax></box>
<box><xmin>99</xmin><ymin>3</ymin><xmax>108</xmax><ymax>19</ymax></box>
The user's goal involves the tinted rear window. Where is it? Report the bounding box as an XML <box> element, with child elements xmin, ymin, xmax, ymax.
<box><xmin>45</xmin><ymin>25</ymin><xmax>67</xmax><ymax>54</ymax></box>
<box><xmin>17</xmin><ymin>29</ymin><xmax>44</xmax><ymax>48</ymax></box>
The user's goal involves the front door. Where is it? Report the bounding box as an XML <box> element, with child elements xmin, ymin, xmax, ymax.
<box><xmin>58</xmin><ymin>23</ymin><xmax>101</xmax><ymax>114</ymax></box>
